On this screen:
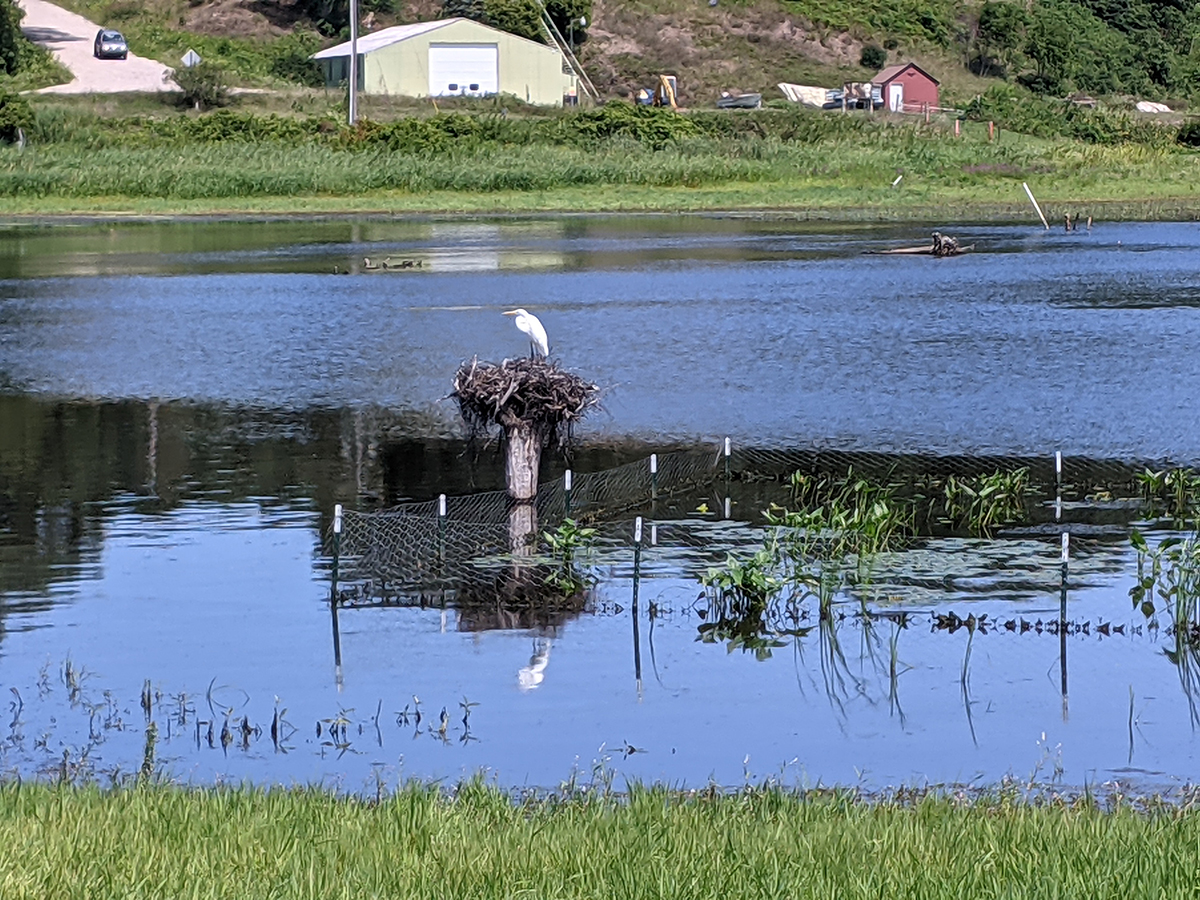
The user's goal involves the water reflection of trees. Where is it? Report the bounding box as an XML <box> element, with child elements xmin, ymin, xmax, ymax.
<box><xmin>0</xmin><ymin>394</ymin><xmax>492</xmax><ymax>622</ymax></box>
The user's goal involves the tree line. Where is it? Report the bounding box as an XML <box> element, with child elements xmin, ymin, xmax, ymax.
<box><xmin>970</xmin><ymin>0</ymin><xmax>1200</xmax><ymax>97</ymax></box>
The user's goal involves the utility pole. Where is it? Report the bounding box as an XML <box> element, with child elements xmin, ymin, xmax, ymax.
<box><xmin>348</xmin><ymin>0</ymin><xmax>359</xmax><ymax>125</ymax></box>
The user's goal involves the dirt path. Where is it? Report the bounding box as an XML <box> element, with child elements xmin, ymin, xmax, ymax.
<box><xmin>18</xmin><ymin>0</ymin><xmax>175</xmax><ymax>93</ymax></box>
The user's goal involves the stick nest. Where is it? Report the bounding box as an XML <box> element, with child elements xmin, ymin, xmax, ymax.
<box><xmin>452</xmin><ymin>357</ymin><xmax>599</xmax><ymax>449</ymax></box>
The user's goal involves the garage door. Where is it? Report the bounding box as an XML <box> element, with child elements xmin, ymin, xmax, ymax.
<box><xmin>428</xmin><ymin>44</ymin><xmax>499</xmax><ymax>97</ymax></box>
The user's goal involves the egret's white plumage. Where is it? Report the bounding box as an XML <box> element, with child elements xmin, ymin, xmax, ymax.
<box><xmin>503</xmin><ymin>308</ymin><xmax>549</xmax><ymax>358</ymax></box>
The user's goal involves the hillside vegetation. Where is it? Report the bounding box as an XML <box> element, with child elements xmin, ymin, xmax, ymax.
<box><xmin>16</xmin><ymin>0</ymin><xmax>1200</xmax><ymax>108</ymax></box>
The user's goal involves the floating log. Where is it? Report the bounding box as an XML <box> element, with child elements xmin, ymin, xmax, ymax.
<box><xmin>875</xmin><ymin>232</ymin><xmax>975</xmax><ymax>257</ymax></box>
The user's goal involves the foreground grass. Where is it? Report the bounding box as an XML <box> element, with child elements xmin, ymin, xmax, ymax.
<box><xmin>2</xmin><ymin>782</ymin><xmax>1200</xmax><ymax>898</ymax></box>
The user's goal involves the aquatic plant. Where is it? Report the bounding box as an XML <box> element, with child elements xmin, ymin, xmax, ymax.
<box><xmin>1136</xmin><ymin>467</ymin><xmax>1200</xmax><ymax>525</ymax></box>
<box><xmin>698</xmin><ymin>543</ymin><xmax>809</xmax><ymax>659</ymax></box>
<box><xmin>937</xmin><ymin>467</ymin><xmax>1032</xmax><ymax>533</ymax></box>
<box><xmin>540</xmin><ymin>518</ymin><xmax>597</xmax><ymax>593</ymax></box>
<box><xmin>1129</xmin><ymin>529</ymin><xmax>1200</xmax><ymax>634</ymax></box>
<box><xmin>775</xmin><ymin>468</ymin><xmax>913</xmax><ymax>556</ymax></box>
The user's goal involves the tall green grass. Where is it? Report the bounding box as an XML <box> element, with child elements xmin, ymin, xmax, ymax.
<box><xmin>3</xmin><ymin>105</ymin><xmax>1197</xmax><ymax>213</ymax></box>
<box><xmin>0</xmin><ymin>128</ymin><xmax>1189</xmax><ymax>202</ymax></box>
<box><xmin>1</xmin><ymin>782</ymin><xmax>1199</xmax><ymax>899</ymax></box>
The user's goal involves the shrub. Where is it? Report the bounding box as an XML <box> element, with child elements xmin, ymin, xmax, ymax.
<box><xmin>859</xmin><ymin>44</ymin><xmax>888</xmax><ymax>70</ymax></box>
<box><xmin>0</xmin><ymin>0</ymin><xmax>24</xmax><ymax>75</ymax></box>
<box><xmin>0</xmin><ymin>89</ymin><xmax>32</xmax><ymax>142</ymax></box>
<box><xmin>169</xmin><ymin>62</ymin><xmax>230</xmax><ymax>111</ymax></box>
<box><xmin>268</xmin><ymin>31</ymin><xmax>324</xmax><ymax>87</ymax></box>
<box><xmin>963</xmin><ymin>85</ymin><xmax>1173</xmax><ymax>145</ymax></box>
<box><xmin>1178</xmin><ymin>120</ymin><xmax>1200</xmax><ymax>148</ymax></box>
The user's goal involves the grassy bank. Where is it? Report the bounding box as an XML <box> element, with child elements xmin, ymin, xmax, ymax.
<box><xmin>2</xmin><ymin>782</ymin><xmax>1199</xmax><ymax>898</ymax></box>
<box><xmin>0</xmin><ymin>104</ymin><xmax>1197</xmax><ymax>217</ymax></box>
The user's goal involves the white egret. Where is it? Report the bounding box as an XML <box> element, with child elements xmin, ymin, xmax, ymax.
<box><xmin>503</xmin><ymin>308</ymin><xmax>549</xmax><ymax>359</ymax></box>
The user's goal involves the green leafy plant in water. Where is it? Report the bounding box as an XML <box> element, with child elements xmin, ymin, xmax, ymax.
<box><xmin>698</xmin><ymin>540</ymin><xmax>807</xmax><ymax>660</ymax></box>
<box><xmin>939</xmin><ymin>468</ymin><xmax>1031</xmax><ymax>533</ymax></box>
<box><xmin>1129</xmin><ymin>529</ymin><xmax>1200</xmax><ymax>632</ymax></box>
<box><xmin>1130</xmin><ymin>528</ymin><xmax>1200</xmax><ymax>725</ymax></box>
<box><xmin>776</xmin><ymin>468</ymin><xmax>913</xmax><ymax>557</ymax></box>
<box><xmin>1137</xmin><ymin>467</ymin><xmax>1200</xmax><ymax>525</ymax></box>
<box><xmin>540</xmin><ymin>518</ymin><xmax>597</xmax><ymax>594</ymax></box>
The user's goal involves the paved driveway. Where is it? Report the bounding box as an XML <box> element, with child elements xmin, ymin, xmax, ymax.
<box><xmin>18</xmin><ymin>0</ymin><xmax>175</xmax><ymax>93</ymax></box>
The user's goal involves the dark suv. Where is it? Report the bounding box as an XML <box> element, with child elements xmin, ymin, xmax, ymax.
<box><xmin>93</xmin><ymin>30</ymin><xmax>128</xmax><ymax>60</ymax></box>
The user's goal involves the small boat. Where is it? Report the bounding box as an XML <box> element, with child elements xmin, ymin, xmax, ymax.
<box><xmin>716</xmin><ymin>93</ymin><xmax>762</xmax><ymax>109</ymax></box>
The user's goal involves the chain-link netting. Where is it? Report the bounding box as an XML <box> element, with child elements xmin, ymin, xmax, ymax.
<box><xmin>331</xmin><ymin>444</ymin><xmax>1200</xmax><ymax>596</ymax></box>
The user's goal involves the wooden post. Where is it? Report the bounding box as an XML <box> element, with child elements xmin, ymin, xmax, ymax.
<box><xmin>954</xmin><ymin>118</ymin><xmax>960</xmax><ymax>137</ymax></box>
<box><xmin>505</xmin><ymin>423</ymin><xmax>541</xmax><ymax>555</ymax></box>
<box><xmin>988</xmin><ymin>120</ymin><xmax>995</xmax><ymax>141</ymax></box>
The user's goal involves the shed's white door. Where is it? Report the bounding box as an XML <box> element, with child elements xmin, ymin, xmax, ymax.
<box><xmin>428</xmin><ymin>44</ymin><xmax>499</xmax><ymax>96</ymax></box>
<box><xmin>888</xmin><ymin>82</ymin><xmax>903</xmax><ymax>112</ymax></box>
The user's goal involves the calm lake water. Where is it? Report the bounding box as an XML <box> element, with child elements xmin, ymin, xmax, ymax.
<box><xmin>2</xmin><ymin>216</ymin><xmax>1200</xmax><ymax>793</ymax></box>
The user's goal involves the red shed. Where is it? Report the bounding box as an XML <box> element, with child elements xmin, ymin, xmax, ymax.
<box><xmin>872</xmin><ymin>62</ymin><xmax>939</xmax><ymax>113</ymax></box>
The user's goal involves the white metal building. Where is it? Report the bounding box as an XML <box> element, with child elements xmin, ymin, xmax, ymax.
<box><xmin>312</xmin><ymin>18</ymin><xmax>574</xmax><ymax>107</ymax></box>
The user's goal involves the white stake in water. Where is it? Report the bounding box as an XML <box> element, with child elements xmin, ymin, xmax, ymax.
<box><xmin>634</xmin><ymin>516</ymin><xmax>643</xmax><ymax>545</ymax></box>
<box><xmin>1061</xmin><ymin>531</ymin><xmax>1070</xmax><ymax>564</ymax></box>
<box><xmin>1024</xmin><ymin>182</ymin><xmax>1050</xmax><ymax>230</ymax></box>
<box><xmin>564</xmin><ymin>470</ymin><xmax>572</xmax><ymax>491</ymax></box>
<box><xmin>651</xmin><ymin>524</ymin><xmax>658</xmax><ymax>546</ymax></box>
<box><xmin>333</xmin><ymin>503</ymin><xmax>343</xmax><ymax>534</ymax></box>
<box><xmin>438</xmin><ymin>494</ymin><xmax>447</xmax><ymax>518</ymax></box>
<box><xmin>649</xmin><ymin>454</ymin><xmax>658</xmax><ymax>475</ymax></box>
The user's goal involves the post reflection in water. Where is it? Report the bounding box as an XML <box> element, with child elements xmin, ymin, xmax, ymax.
<box><xmin>1061</xmin><ymin>531</ymin><xmax>1070</xmax><ymax>721</ymax></box>
<box><xmin>631</xmin><ymin>517</ymin><xmax>644</xmax><ymax>695</ymax></box>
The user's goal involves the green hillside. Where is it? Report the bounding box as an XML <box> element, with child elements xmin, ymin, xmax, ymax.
<box><xmin>8</xmin><ymin>0</ymin><xmax>1200</xmax><ymax>108</ymax></box>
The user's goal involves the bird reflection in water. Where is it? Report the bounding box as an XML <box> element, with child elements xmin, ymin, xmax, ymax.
<box><xmin>518</xmin><ymin>638</ymin><xmax>552</xmax><ymax>691</ymax></box>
